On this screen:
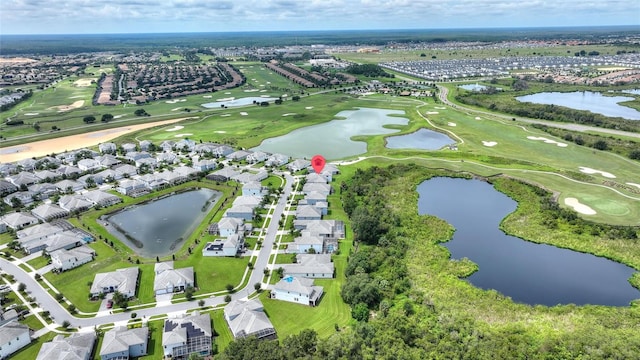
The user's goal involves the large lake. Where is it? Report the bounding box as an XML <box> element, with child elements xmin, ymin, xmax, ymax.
<box><xmin>386</xmin><ymin>128</ymin><xmax>455</xmax><ymax>150</ymax></box>
<box><xmin>417</xmin><ymin>177</ymin><xmax>639</xmax><ymax>306</ymax></box>
<box><xmin>104</xmin><ymin>188</ymin><xmax>221</xmax><ymax>257</ymax></box>
<box><xmin>254</xmin><ymin>107</ymin><xmax>408</xmax><ymax>159</ymax></box>
<box><xmin>516</xmin><ymin>91</ymin><xmax>640</xmax><ymax>120</ymax></box>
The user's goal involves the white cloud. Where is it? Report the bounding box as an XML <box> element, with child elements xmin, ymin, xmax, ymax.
<box><xmin>1</xmin><ymin>0</ymin><xmax>638</xmax><ymax>34</ymax></box>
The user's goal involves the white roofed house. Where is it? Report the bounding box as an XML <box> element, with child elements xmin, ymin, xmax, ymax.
<box><xmin>305</xmin><ymin>172</ymin><xmax>328</xmax><ymax>184</ymax></box>
<box><xmin>302</xmin><ymin>182</ymin><xmax>332</xmax><ymax>196</ymax></box>
<box><xmin>28</xmin><ymin>183</ymin><xmax>59</xmax><ymax>200</ymax></box>
<box><xmin>100</xmin><ymin>326</ymin><xmax>149</xmax><ymax>360</ymax></box>
<box><xmin>192</xmin><ymin>158</ymin><xmax>217</xmax><ymax>172</ymax></box>
<box><xmin>99</xmin><ymin>142</ymin><xmax>117</xmax><ymax>154</ymax></box>
<box><xmin>207</xmin><ymin>167</ymin><xmax>239</xmax><ymax>182</ymax></box>
<box><xmin>90</xmin><ymin>267</ymin><xmax>139</xmax><ymax>298</ymax></box>
<box><xmin>281</xmin><ymin>254</ymin><xmax>335</xmax><ymax>279</ymax></box>
<box><xmin>0</xmin><ymin>320</ymin><xmax>30</xmax><ymax>359</ymax></box>
<box><xmin>1</xmin><ymin>212</ymin><xmax>38</xmax><ymax>230</ymax></box>
<box><xmin>33</xmin><ymin>169</ymin><xmax>60</xmax><ymax>182</ymax></box>
<box><xmin>16</xmin><ymin>158</ymin><xmax>37</xmax><ymax>171</ymax></box>
<box><xmin>124</xmin><ymin>151</ymin><xmax>151</xmax><ymax>162</ymax></box>
<box><xmin>2</xmin><ymin>191</ymin><xmax>36</xmax><ymax>207</ymax></box>
<box><xmin>156</xmin><ymin>151</ymin><xmax>179</xmax><ymax>165</ymax></box>
<box><xmin>50</xmin><ymin>245</ymin><xmax>95</xmax><ymax>272</ymax></box>
<box><xmin>287</xmin><ymin>159</ymin><xmax>311</xmax><ymax>173</ymax></box>
<box><xmin>224</xmin><ymin>299</ymin><xmax>276</xmax><ymax>340</ymax></box>
<box><xmin>6</xmin><ymin>171</ymin><xmax>39</xmax><ymax>187</ymax></box>
<box><xmin>202</xmin><ymin>234</ymin><xmax>243</xmax><ymax>257</ymax></box>
<box><xmin>286</xmin><ymin>234</ymin><xmax>324</xmax><ymax>254</ymax></box>
<box><xmin>35</xmin><ymin>332</ymin><xmax>96</xmax><ymax>360</ymax></box>
<box><xmin>295</xmin><ymin>205</ymin><xmax>322</xmax><ymax>221</ymax></box>
<box><xmin>224</xmin><ymin>205</ymin><xmax>254</xmax><ymax>221</ymax></box>
<box><xmin>59</xmin><ymin>194</ymin><xmax>93</xmax><ymax>213</ymax></box>
<box><xmin>138</xmin><ymin>140</ymin><xmax>153</xmax><ymax>151</ymax></box>
<box><xmin>160</xmin><ymin>140</ymin><xmax>176</xmax><ymax>152</ymax></box>
<box><xmin>226</xmin><ymin>150</ymin><xmax>251</xmax><ymax>161</ymax></box>
<box><xmin>271</xmin><ymin>276</ymin><xmax>324</xmax><ymax>306</ymax></box>
<box><xmin>113</xmin><ymin>164</ymin><xmax>138</xmax><ymax>178</ymax></box>
<box><xmin>138</xmin><ymin>174</ymin><xmax>169</xmax><ymax>190</ymax></box>
<box><xmin>217</xmin><ymin>217</ymin><xmax>244</xmax><ymax>237</ymax></box>
<box><xmin>97</xmin><ymin>154</ymin><xmax>122</xmax><ymax>168</ymax></box>
<box><xmin>265</xmin><ymin>153</ymin><xmax>289</xmax><ymax>167</ymax></box>
<box><xmin>246</xmin><ymin>150</ymin><xmax>268</xmax><ymax>164</ymax></box>
<box><xmin>55</xmin><ymin>179</ymin><xmax>84</xmax><ymax>193</ymax></box>
<box><xmin>82</xmin><ymin>190</ymin><xmax>122</xmax><ymax>208</ymax></box>
<box><xmin>76</xmin><ymin>158</ymin><xmax>101</xmax><ymax>172</ymax></box>
<box><xmin>116</xmin><ymin>179</ymin><xmax>147</xmax><ymax>196</ymax></box>
<box><xmin>154</xmin><ymin>262</ymin><xmax>195</xmax><ymax>296</ymax></box>
<box><xmin>56</xmin><ymin>165</ymin><xmax>82</xmax><ymax>178</ymax></box>
<box><xmin>162</xmin><ymin>311</ymin><xmax>212</xmax><ymax>359</ymax></box>
<box><xmin>135</xmin><ymin>157</ymin><xmax>158</xmax><ymax>170</ymax></box>
<box><xmin>31</xmin><ymin>203</ymin><xmax>69</xmax><ymax>222</ymax></box>
<box><xmin>174</xmin><ymin>138</ymin><xmax>196</xmax><ymax>152</ymax></box>
<box><xmin>211</xmin><ymin>145</ymin><xmax>234</xmax><ymax>158</ymax></box>
<box><xmin>120</xmin><ymin>143</ymin><xmax>137</xmax><ymax>153</ymax></box>
<box><xmin>242</xmin><ymin>181</ymin><xmax>263</xmax><ymax>197</ymax></box>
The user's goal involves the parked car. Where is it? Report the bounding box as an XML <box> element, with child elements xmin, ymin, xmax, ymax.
<box><xmin>106</xmin><ymin>300</ymin><xmax>113</xmax><ymax>309</ymax></box>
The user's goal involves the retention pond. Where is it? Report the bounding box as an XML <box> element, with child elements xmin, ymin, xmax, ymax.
<box><xmin>417</xmin><ymin>177</ymin><xmax>639</xmax><ymax>306</ymax></box>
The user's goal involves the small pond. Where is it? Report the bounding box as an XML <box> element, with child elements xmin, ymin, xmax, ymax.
<box><xmin>418</xmin><ymin>177</ymin><xmax>639</xmax><ymax>306</ymax></box>
<box><xmin>202</xmin><ymin>96</ymin><xmax>277</xmax><ymax>108</ymax></box>
<box><xmin>516</xmin><ymin>91</ymin><xmax>640</xmax><ymax>120</ymax></box>
<box><xmin>253</xmin><ymin>107</ymin><xmax>408</xmax><ymax>159</ymax></box>
<box><xmin>386</xmin><ymin>128</ymin><xmax>455</xmax><ymax>150</ymax></box>
<box><xmin>103</xmin><ymin>188</ymin><xmax>221</xmax><ymax>257</ymax></box>
<box><xmin>459</xmin><ymin>84</ymin><xmax>488</xmax><ymax>91</ymax></box>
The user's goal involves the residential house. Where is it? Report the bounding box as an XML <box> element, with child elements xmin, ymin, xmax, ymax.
<box><xmin>194</xmin><ymin>142</ymin><xmax>219</xmax><ymax>154</ymax></box>
<box><xmin>156</xmin><ymin>152</ymin><xmax>179</xmax><ymax>165</ymax></box>
<box><xmin>207</xmin><ymin>167</ymin><xmax>239</xmax><ymax>182</ymax></box>
<box><xmin>295</xmin><ymin>205</ymin><xmax>322</xmax><ymax>221</ymax></box>
<box><xmin>56</xmin><ymin>165</ymin><xmax>82</xmax><ymax>178</ymax></box>
<box><xmin>55</xmin><ymin>179</ymin><xmax>84</xmax><ymax>193</ymax></box>
<box><xmin>96</xmin><ymin>154</ymin><xmax>121</xmax><ymax>167</ymax></box>
<box><xmin>124</xmin><ymin>151</ymin><xmax>151</xmax><ymax>162</ymax></box>
<box><xmin>202</xmin><ymin>234</ymin><xmax>243</xmax><ymax>257</ymax></box>
<box><xmin>116</xmin><ymin>179</ymin><xmax>147</xmax><ymax>196</ymax></box>
<box><xmin>33</xmin><ymin>169</ymin><xmax>59</xmax><ymax>182</ymax></box>
<box><xmin>31</xmin><ymin>203</ymin><xmax>69</xmax><ymax>222</ymax></box>
<box><xmin>35</xmin><ymin>332</ymin><xmax>96</xmax><ymax>360</ymax></box>
<box><xmin>211</xmin><ymin>145</ymin><xmax>234</xmax><ymax>158</ymax></box>
<box><xmin>217</xmin><ymin>217</ymin><xmax>244</xmax><ymax>237</ymax></box>
<box><xmin>300</xmin><ymin>191</ymin><xmax>327</xmax><ymax>206</ymax></box>
<box><xmin>50</xmin><ymin>245</ymin><xmax>95</xmax><ymax>272</ymax></box>
<box><xmin>77</xmin><ymin>174</ymin><xmax>103</xmax><ymax>187</ymax></box>
<box><xmin>192</xmin><ymin>158</ymin><xmax>217</xmax><ymax>172</ymax></box>
<box><xmin>246</xmin><ymin>151</ymin><xmax>268</xmax><ymax>164</ymax></box>
<box><xmin>231</xmin><ymin>170</ymin><xmax>268</xmax><ymax>184</ymax></box>
<box><xmin>162</xmin><ymin>312</ymin><xmax>212</xmax><ymax>359</ymax></box>
<box><xmin>302</xmin><ymin>182</ymin><xmax>331</xmax><ymax>196</ymax></box>
<box><xmin>138</xmin><ymin>140</ymin><xmax>153</xmax><ymax>151</ymax></box>
<box><xmin>286</xmin><ymin>235</ymin><xmax>324</xmax><ymax>254</ymax></box>
<box><xmin>90</xmin><ymin>267</ymin><xmax>139</xmax><ymax>298</ymax></box>
<box><xmin>28</xmin><ymin>183</ymin><xmax>59</xmax><ymax>199</ymax></box>
<box><xmin>281</xmin><ymin>254</ymin><xmax>334</xmax><ymax>279</ymax></box>
<box><xmin>0</xmin><ymin>181</ymin><xmax>18</xmax><ymax>196</ymax></box>
<box><xmin>174</xmin><ymin>139</ymin><xmax>196</xmax><ymax>152</ymax></box>
<box><xmin>82</xmin><ymin>190</ymin><xmax>122</xmax><ymax>207</ymax></box>
<box><xmin>100</xmin><ymin>326</ymin><xmax>148</xmax><ymax>360</ymax></box>
<box><xmin>224</xmin><ymin>299</ymin><xmax>276</xmax><ymax>340</ymax></box>
<box><xmin>0</xmin><ymin>320</ymin><xmax>30</xmax><ymax>359</ymax></box>
<box><xmin>287</xmin><ymin>159</ymin><xmax>311</xmax><ymax>173</ymax></box>
<box><xmin>99</xmin><ymin>142</ymin><xmax>117</xmax><ymax>154</ymax></box>
<box><xmin>3</xmin><ymin>191</ymin><xmax>36</xmax><ymax>207</ymax></box>
<box><xmin>154</xmin><ymin>262</ymin><xmax>195</xmax><ymax>296</ymax></box>
<box><xmin>120</xmin><ymin>143</ymin><xmax>137</xmax><ymax>153</ymax></box>
<box><xmin>135</xmin><ymin>157</ymin><xmax>158</xmax><ymax>170</ymax></box>
<box><xmin>20</xmin><ymin>230</ymin><xmax>85</xmax><ymax>255</ymax></box>
<box><xmin>113</xmin><ymin>164</ymin><xmax>138</xmax><ymax>178</ymax></box>
<box><xmin>160</xmin><ymin>140</ymin><xmax>176</xmax><ymax>152</ymax></box>
<box><xmin>6</xmin><ymin>171</ymin><xmax>39</xmax><ymax>187</ymax></box>
<box><xmin>242</xmin><ymin>181</ymin><xmax>263</xmax><ymax>197</ymax></box>
<box><xmin>224</xmin><ymin>205</ymin><xmax>254</xmax><ymax>220</ymax></box>
<box><xmin>76</xmin><ymin>158</ymin><xmax>101</xmax><ymax>172</ymax></box>
<box><xmin>265</xmin><ymin>153</ymin><xmax>289</xmax><ymax>167</ymax></box>
<box><xmin>59</xmin><ymin>195</ymin><xmax>93</xmax><ymax>213</ymax></box>
<box><xmin>1</xmin><ymin>212</ymin><xmax>38</xmax><ymax>230</ymax></box>
<box><xmin>138</xmin><ymin>174</ymin><xmax>169</xmax><ymax>190</ymax></box>
<box><xmin>232</xmin><ymin>196</ymin><xmax>261</xmax><ymax>208</ymax></box>
<box><xmin>271</xmin><ymin>276</ymin><xmax>323</xmax><ymax>306</ymax></box>
<box><xmin>16</xmin><ymin>158</ymin><xmax>37</xmax><ymax>171</ymax></box>
<box><xmin>305</xmin><ymin>173</ymin><xmax>328</xmax><ymax>184</ymax></box>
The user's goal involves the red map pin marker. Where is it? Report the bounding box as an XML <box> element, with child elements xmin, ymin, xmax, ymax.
<box><xmin>311</xmin><ymin>155</ymin><xmax>326</xmax><ymax>174</ymax></box>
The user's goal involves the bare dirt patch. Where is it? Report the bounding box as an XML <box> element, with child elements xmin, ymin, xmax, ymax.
<box><xmin>73</xmin><ymin>79</ymin><xmax>96</xmax><ymax>87</ymax></box>
<box><xmin>1</xmin><ymin>118</ymin><xmax>187</xmax><ymax>163</ymax></box>
<box><xmin>48</xmin><ymin>100</ymin><xmax>85</xmax><ymax>112</ymax></box>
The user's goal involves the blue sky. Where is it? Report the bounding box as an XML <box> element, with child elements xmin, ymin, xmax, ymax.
<box><xmin>1</xmin><ymin>0</ymin><xmax>638</xmax><ymax>35</ymax></box>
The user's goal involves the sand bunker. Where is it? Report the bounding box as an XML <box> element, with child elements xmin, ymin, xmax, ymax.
<box><xmin>447</xmin><ymin>122</ymin><xmax>457</xmax><ymax>127</ymax></box>
<box><xmin>282</xmin><ymin>113</ymin><xmax>297</xmax><ymax>117</ymax></box>
<box><xmin>171</xmin><ymin>107</ymin><xmax>182</xmax><ymax>111</ymax></box>
<box><xmin>482</xmin><ymin>141</ymin><xmax>498</xmax><ymax>147</ymax></box>
<box><xmin>240</xmin><ymin>112</ymin><xmax>248</xmax><ymax>116</ymax></box>
<box><xmin>203</xmin><ymin>95</ymin><xmax>212</xmax><ymax>98</ymax></box>
<box><xmin>174</xmin><ymin>133</ymin><xmax>193</xmax><ymax>138</ymax></box>
<box><xmin>69</xmin><ymin>95</ymin><xmax>85</xmax><ymax>99</ymax></box>
<box><xmin>220</xmin><ymin>114</ymin><xmax>231</xmax><ymax>117</ymax></box>
<box><xmin>73</xmin><ymin>78</ymin><xmax>95</xmax><ymax>87</ymax></box>
<box><xmin>579</xmin><ymin>167</ymin><xmax>616</xmax><ymax>179</ymax></box>
<box><xmin>527</xmin><ymin>136</ymin><xmax>568</xmax><ymax>147</ymax></box>
<box><xmin>49</xmin><ymin>100</ymin><xmax>84</xmax><ymax>112</ymax></box>
<box><xmin>260</xmin><ymin>90</ymin><xmax>267</xmax><ymax>92</ymax></box>
<box><xmin>225</xmin><ymin>92</ymin><xmax>231</xmax><ymax>94</ymax></box>
<box><xmin>24</xmin><ymin>112</ymin><xmax>39</xmax><ymax>116</ymax></box>
<box><xmin>214</xmin><ymin>131</ymin><xmax>227</xmax><ymax>134</ymax></box>
<box><xmin>435</xmin><ymin>106</ymin><xmax>446</xmax><ymax>110</ymax></box>
<box><xmin>217</xmin><ymin>97</ymin><xmax>234</xmax><ymax>102</ymax></box>
<box><xmin>165</xmin><ymin>126</ymin><xmax>184</xmax><ymax>132</ymax></box>
<box><xmin>475</xmin><ymin>117</ymin><xmax>481</xmax><ymax>120</ymax></box>
<box><xmin>305</xmin><ymin>107</ymin><xmax>314</xmax><ymax>109</ymax></box>
<box><xmin>425</xmin><ymin>111</ymin><xmax>439</xmax><ymax>115</ymax></box>
<box><xmin>626</xmin><ymin>183</ymin><xmax>640</xmax><ymax>189</ymax></box>
<box><xmin>165</xmin><ymin>99</ymin><xmax>179</xmax><ymax>104</ymax></box>
<box><xmin>114</xmin><ymin>115</ymin><xmax>126</xmax><ymax>119</ymax></box>
<box><xmin>564</xmin><ymin>198</ymin><xmax>597</xmax><ymax>215</ymax></box>
<box><xmin>1</xmin><ymin>118</ymin><xmax>187</xmax><ymax>163</ymax></box>
<box><xmin>244</xmin><ymin>89</ymin><xmax>259</xmax><ymax>92</ymax></box>
<box><xmin>260</xmin><ymin>95</ymin><xmax>271</xmax><ymax>98</ymax></box>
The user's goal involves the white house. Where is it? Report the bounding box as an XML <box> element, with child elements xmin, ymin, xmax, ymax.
<box><xmin>225</xmin><ymin>205</ymin><xmax>254</xmax><ymax>220</ymax></box>
<box><xmin>242</xmin><ymin>181</ymin><xmax>263</xmax><ymax>197</ymax></box>
<box><xmin>153</xmin><ymin>262</ymin><xmax>195</xmax><ymax>296</ymax></box>
<box><xmin>90</xmin><ymin>267</ymin><xmax>139</xmax><ymax>298</ymax></box>
<box><xmin>162</xmin><ymin>312</ymin><xmax>212</xmax><ymax>359</ymax></box>
<box><xmin>271</xmin><ymin>276</ymin><xmax>324</xmax><ymax>306</ymax></box>
<box><xmin>202</xmin><ymin>234</ymin><xmax>243</xmax><ymax>257</ymax></box>
<box><xmin>286</xmin><ymin>235</ymin><xmax>324</xmax><ymax>254</ymax></box>
<box><xmin>0</xmin><ymin>320</ymin><xmax>30</xmax><ymax>359</ymax></box>
<box><xmin>224</xmin><ymin>299</ymin><xmax>276</xmax><ymax>340</ymax></box>
<box><xmin>50</xmin><ymin>245</ymin><xmax>95</xmax><ymax>272</ymax></box>
<box><xmin>100</xmin><ymin>326</ymin><xmax>149</xmax><ymax>360</ymax></box>
<box><xmin>1</xmin><ymin>212</ymin><xmax>38</xmax><ymax>230</ymax></box>
<box><xmin>218</xmin><ymin>217</ymin><xmax>244</xmax><ymax>237</ymax></box>
<box><xmin>36</xmin><ymin>332</ymin><xmax>96</xmax><ymax>360</ymax></box>
<box><xmin>265</xmin><ymin>153</ymin><xmax>289</xmax><ymax>167</ymax></box>
<box><xmin>281</xmin><ymin>254</ymin><xmax>334</xmax><ymax>279</ymax></box>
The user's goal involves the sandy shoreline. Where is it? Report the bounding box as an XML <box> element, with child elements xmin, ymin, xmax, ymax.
<box><xmin>1</xmin><ymin>118</ymin><xmax>188</xmax><ymax>163</ymax></box>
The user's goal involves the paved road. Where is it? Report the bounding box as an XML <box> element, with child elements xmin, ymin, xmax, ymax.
<box><xmin>0</xmin><ymin>173</ymin><xmax>296</xmax><ymax>329</ymax></box>
<box><xmin>437</xmin><ymin>85</ymin><xmax>640</xmax><ymax>139</ymax></box>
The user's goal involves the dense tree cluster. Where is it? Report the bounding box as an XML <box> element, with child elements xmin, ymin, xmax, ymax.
<box><xmin>345</xmin><ymin>63</ymin><xmax>393</xmax><ymax>78</ymax></box>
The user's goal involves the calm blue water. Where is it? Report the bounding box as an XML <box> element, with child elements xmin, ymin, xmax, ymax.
<box><xmin>202</xmin><ymin>97</ymin><xmax>277</xmax><ymax>108</ymax></box>
<box><xmin>386</xmin><ymin>128</ymin><xmax>455</xmax><ymax>150</ymax></box>
<box><xmin>417</xmin><ymin>177</ymin><xmax>640</xmax><ymax>306</ymax></box>
<box><xmin>105</xmin><ymin>189</ymin><xmax>220</xmax><ymax>257</ymax></box>
<box><xmin>254</xmin><ymin>108</ymin><xmax>408</xmax><ymax>159</ymax></box>
<box><xmin>516</xmin><ymin>91</ymin><xmax>640</xmax><ymax>120</ymax></box>
<box><xmin>459</xmin><ymin>84</ymin><xmax>488</xmax><ymax>91</ymax></box>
